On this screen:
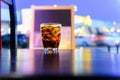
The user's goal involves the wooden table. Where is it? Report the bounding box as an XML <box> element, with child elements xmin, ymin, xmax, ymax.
<box><xmin>0</xmin><ymin>48</ymin><xmax>120</xmax><ymax>79</ymax></box>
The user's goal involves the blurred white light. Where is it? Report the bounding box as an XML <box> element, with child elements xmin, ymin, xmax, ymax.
<box><xmin>17</xmin><ymin>25</ymin><xmax>23</xmax><ymax>32</ymax></box>
<box><xmin>110</xmin><ymin>28</ymin><xmax>115</xmax><ymax>32</ymax></box>
<box><xmin>74</xmin><ymin>15</ymin><xmax>83</xmax><ymax>24</ymax></box>
<box><xmin>53</xmin><ymin>4</ymin><xmax>57</xmax><ymax>7</ymax></box>
<box><xmin>1</xmin><ymin>28</ymin><xmax>4</xmax><ymax>32</ymax></box>
<box><xmin>117</xmin><ymin>29</ymin><xmax>120</xmax><ymax>32</ymax></box>
<box><xmin>17</xmin><ymin>25</ymin><xmax>29</xmax><ymax>34</ymax></box>
<box><xmin>79</xmin><ymin>47</ymin><xmax>84</xmax><ymax>50</ymax></box>
<box><xmin>8</xmin><ymin>28</ymin><xmax>10</xmax><ymax>34</ymax></box>
<box><xmin>74</xmin><ymin>5</ymin><xmax>78</xmax><ymax>11</ymax></box>
<box><xmin>75</xmin><ymin>18</ymin><xmax>83</xmax><ymax>24</ymax></box>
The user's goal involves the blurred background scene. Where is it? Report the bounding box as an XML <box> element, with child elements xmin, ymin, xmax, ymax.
<box><xmin>1</xmin><ymin>0</ymin><xmax>120</xmax><ymax>48</ymax></box>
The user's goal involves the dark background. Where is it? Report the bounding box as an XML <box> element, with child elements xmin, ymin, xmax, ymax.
<box><xmin>34</xmin><ymin>10</ymin><xmax>71</xmax><ymax>32</ymax></box>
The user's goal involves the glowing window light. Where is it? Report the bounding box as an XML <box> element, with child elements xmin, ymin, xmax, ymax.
<box><xmin>82</xmin><ymin>15</ymin><xmax>92</xmax><ymax>26</ymax></box>
<box><xmin>103</xmin><ymin>26</ymin><xmax>109</xmax><ymax>32</ymax></box>
<box><xmin>74</xmin><ymin>15</ymin><xmax>84</xmax><ymax>24</ymax></box>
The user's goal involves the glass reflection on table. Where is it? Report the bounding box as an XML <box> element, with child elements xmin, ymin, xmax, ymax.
<box><xmin>42</xmin><ymin>52</ymin><xmax>59</xmax><ymax>75</ymax></box>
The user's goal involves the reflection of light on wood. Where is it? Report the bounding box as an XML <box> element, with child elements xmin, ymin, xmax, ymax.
<box><xmin>83</xmin><ymin>48</ymin><xmax>91</xmax><ymax>74</ymax></box>
<box><xmin>72</xmin><ymin>48</ymin><xmax>84</xmax><ymax>75</ymax></box>
<box><xmin>1</xmin><ymin>50</ymin><xmax>10</xmax><ymax>74</ymax></box>
<box><xmin>29</xmin><ymin>50</ymin><xmax>35</xmax><ymax>74</ymax></box>
<box><xmin>110</xmin><ymin>54</ymin><xmax>115</xmax><ymax>73</ymax></box>
<box><xmin>73</xmin><ymin>49</ymin><xmax>77</xmax><ymax>75</ymax></box>
<box><xmin>17</xmin><ymin>49</ymin><xmax>34</xmax><ymax>75</ymax></box>
<box><xmin>22</xmin><ymin>50</ymin><xmax>34</xmax><ymax>74</ymax></box>
<box><xmin>17</xmin><ymin>49</ymin><xmax>23</xmax><ymax>72</ymax></box>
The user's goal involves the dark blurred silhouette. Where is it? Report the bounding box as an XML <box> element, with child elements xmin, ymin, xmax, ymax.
<box><xmin>10</xmin><ymin>50</ymin><xmax>17</xmax><ymax>72</ymax></box>
<box><xmin>94</xmin><ymin>32</ymin><xmax>105</xmax><ymax>46</ymax></box>
<box><xmin>2</xmin><ymin>34</ymin><xmax>29</xmax><ymax>48</ymax></box>
<box><xmin>107</xmin><ymin>45</ymin><xmax>111</xmax><ymax>52</ymax></box>
<box><xmin>116</xmin><ymin>45</ymin><xmax>119</xmax><ymax>53</ymax></box>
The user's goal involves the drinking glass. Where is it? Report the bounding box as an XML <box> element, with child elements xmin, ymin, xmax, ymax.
<box><xmin>40</xmin><ymin>23</ymin><xmax>61</xmax><ymax>54</ymax></box>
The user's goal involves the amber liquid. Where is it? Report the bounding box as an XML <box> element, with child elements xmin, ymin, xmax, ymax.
<box><xmin>40</xmin><ymin>24</ymin><xmax>61</xmax><ymax>48</ymax></box>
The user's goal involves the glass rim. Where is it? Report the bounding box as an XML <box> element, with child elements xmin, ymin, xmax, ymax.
<box><xmin>40</xmin><ymin>23</ymin><xmax>62</xmax><ymax>27</ymax></box>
